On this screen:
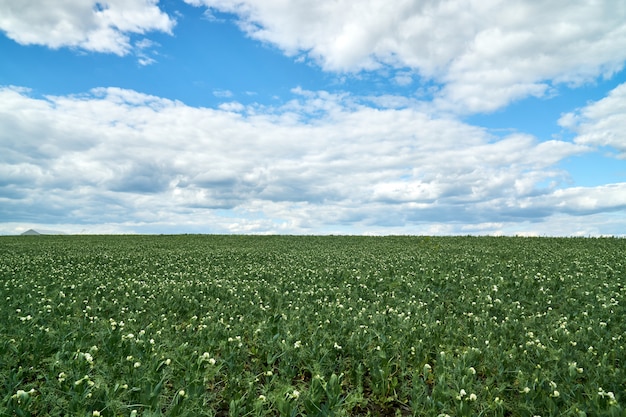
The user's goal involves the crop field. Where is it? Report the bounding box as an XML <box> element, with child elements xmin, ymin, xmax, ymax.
<box><xmin>1</xmin><ymin>235</ymin><xmax>625</xmax><ymax>416</ymax></box>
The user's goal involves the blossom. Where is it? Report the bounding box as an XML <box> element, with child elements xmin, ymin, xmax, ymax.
<box><xmin>294</xmin><ymin>340</ymin><xmax>302</xmax><ymax>348</ymax></box>
<box><xmin>456</xmin><ymin>389</ymin><xmax>467</xmax><ymax>400</ymax></box>
<box><xmin>469</xmin><ymin>393</ymin><xmax>477</xmax><ymax>401</ymax></box>
<box><xmin>598</xmin><ymin>388</ymin><xmax>616</xmax><ymax>403</ymax></box>
<box><xmin>12</xmin><ymin>390</ymin><xmax>30</xmax><ymax>403</ymax></box>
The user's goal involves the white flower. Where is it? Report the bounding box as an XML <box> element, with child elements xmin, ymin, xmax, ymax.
<box><xmin>258</xmin><ymin>394</ymin><xmax>267</xmax><ymax>401</ymax></box>
<box><xmin>178</xmin><ymin>390</ymin><xmax>186</xmax><ymax>398</ymax></box>
<box><xmin>294</xmin><ymin>340</ymin><xmax>302</xmax><ymax>348</ymax></box>
<box><xmin>456</xmin><ymin>389</ymin><xmax>467</xmax><ymax>400</ymax></box>
<box><xmin>92</xmin><ymin>411</ymin><xmax>101</xmax><ymax>417</ymax></box>
<box><xmin>133</xmin><ymin>362</ymin><xmax>141</xmax><ymax>368</ymax></box>
<box><xmin>13</xmin><ymin>390</ymin><xmax>29</xmax><ymax>402</ymax></box>
<box><xmin>469</xmin><ymin>393</ymin><xmax>477</xmax><ymax>401</ymax></box>
<box><xmin>289</xmin><ymin>390</ymin><xmax>300</xmax><ymax>399</ymax></box>
<box><xmin>551</xmin><ymin>390</ymin><xmax>560</xmax><ymax>398</ymax></box>
<box><xmin>468</xmin><ymin>367</ymin><xmax>476</xmax><ymax>375</ymax></box>
<box><xmin>333</xmin><ymin>342</ymin><xmax>342</xmax><ymax>350</ymax></box>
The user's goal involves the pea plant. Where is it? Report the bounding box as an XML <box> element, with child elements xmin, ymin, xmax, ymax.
<box><xmin>1</xmin><ymin>235</ymin><xmax>624</xmax><ymax>416</ymax></box>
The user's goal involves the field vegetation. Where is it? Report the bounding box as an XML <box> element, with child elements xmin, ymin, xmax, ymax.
<box><xmin>1</xmin><ymin>235</ymin><xmax>624</xmax><ymax>416</ymax></box>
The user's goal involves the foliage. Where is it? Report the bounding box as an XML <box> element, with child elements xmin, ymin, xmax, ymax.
<box><xmin>1</xmin><ymin>235</ymin><xmax>624</xmax><ymax>416</ymax></box>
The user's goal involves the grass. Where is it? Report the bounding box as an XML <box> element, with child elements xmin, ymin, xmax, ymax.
<box><xmin>1</xmin><ymin>235</ymin><xmax>624</xmax><ymax>416</ymax></box>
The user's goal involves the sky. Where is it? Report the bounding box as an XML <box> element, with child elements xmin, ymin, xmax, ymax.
<box><xmin>1</xmin><ymin>0</ymin><xmax>626</xmax><ymax>236</ymax></box>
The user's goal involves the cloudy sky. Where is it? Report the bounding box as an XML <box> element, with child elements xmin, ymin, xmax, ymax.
<box><xmin>1</xmin><ymin>0</ymin><xmax>626</xmax><ymax>235</ymax></box>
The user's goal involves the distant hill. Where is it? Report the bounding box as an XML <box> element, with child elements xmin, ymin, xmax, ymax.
<box><xmin>20</xmin><ymin>229</ymin><xmax>66</xmax><ymax>235</ymax></box>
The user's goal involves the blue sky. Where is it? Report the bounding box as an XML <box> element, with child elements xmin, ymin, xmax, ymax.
<box><xmin>1</xmin><ymin>0</ymin><xmax>626</xmax><ymax>235</ymax></box>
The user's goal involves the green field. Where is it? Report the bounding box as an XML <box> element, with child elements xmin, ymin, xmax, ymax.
<box><xmin>1</xmin><ymin>235</ymin><xmax>624</xmax><ymax>416</ymax></box>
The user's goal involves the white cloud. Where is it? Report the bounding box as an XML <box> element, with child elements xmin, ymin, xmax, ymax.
<box><xmin>213</xmin><ymin>89</ymin><xmax>234</xmax><ymax>98</ymax></box>
<box><xmin>393</xmin><ymin>71</ymin><xmax>413</xmax><ymax>87</ymax></box>
<box><xmin>0</xmin><ymin>0</ymin><xmax>175</xmax><ymax>55</ymax></box>
<box><xmin>3</xmin><ymin>84</ymin><xmax>621</xmax><ymax>235</ymax></box>
<box><xmin>549</xmin><ymin>183</ymin><xmax>626</xmax><ymax>214</ymax></box>
<box><xmin>135</xmin><ymin>38</ymin><xmax>160</xmax><ymax>66</ymax></box>
<box><xmin>185</xmin><ymin>0</ymin><xmax>626</xmax><ymax>113</ymax></box>
<box><xmin>218</xmin><ymin>101</ymin><xmax>245</xmax><ymax>112</ymax></box>
<box><xmin>559</xmin><ymin>82</ymin><xmax>626</xmax><ymax>159</ymax></box>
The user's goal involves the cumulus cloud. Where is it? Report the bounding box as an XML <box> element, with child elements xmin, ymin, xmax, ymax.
<box><xmin>0</xmin><ymin>0</ymin><xmax>175</xmax><ymax>55</ymax></box>
<box><xmin>3</xmin><ymin>84</ymin><xmax>618</xmax><ymax>235</ymax></box>
<box><xmin>559</xmin><ymin>82</ymin><xmax>626</xmax><ymax>159</ymax></box>
<box><xmin>185</xmin><ymin>0</ymin><xmax>626</xmax><ymax>113</ymax></box>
